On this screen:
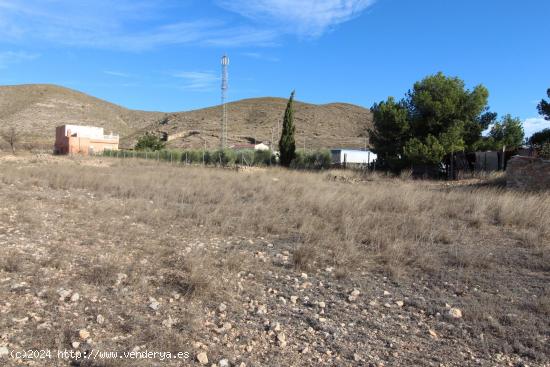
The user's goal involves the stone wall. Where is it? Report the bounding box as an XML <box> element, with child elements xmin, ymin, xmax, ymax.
<box><xmin>506</xmin><ymin>156</ymin><xmax>550</xmax><ymax>190</ymax></box>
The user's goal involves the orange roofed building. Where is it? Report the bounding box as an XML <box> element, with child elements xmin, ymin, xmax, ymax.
<box><xmin>54</xmin><ymin>124</ymin><xmax>119</xmax><ymax>156</ymax></box>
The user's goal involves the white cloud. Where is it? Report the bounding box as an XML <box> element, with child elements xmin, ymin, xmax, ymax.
<box><xmin>173</xmin><ymin>71</ymin><xmax>219</xmax><ymax>91</ymax></box>
<box><xmin>242</xmin><ymin>52</ymin><xmax>280</xmax><ymax>62</ymax></box>
<box><xmin>0</xmin><ymin>1</ymin><xmax>278</xmax><ymax>51</ymax></box>
<box><xmin>104</xmin><ymin>71</ymin><xmax>132</xmax><ymax>78</ymax></box>
<box><xmin>217</xmin><ymin>0</ymin><xmax>375</xmax><ymax>37</ymax></box>
<box><xmin>0</xmin><ymin>0</ymin><xmax>372</xmax><ymax>51</ymax></box>
<box><xmin>523</xmin><ymin>117</ymin><xmax>550</xmax><ymax>138</ymax></box>
<box><xmin>0</xmin><ymin>50</ymin><xmax>39</xmax><ymax>68</ymax></box>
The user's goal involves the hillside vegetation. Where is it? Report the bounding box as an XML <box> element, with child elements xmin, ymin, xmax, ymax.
<box><xmin>0</xmin><ymin>84</ymin><xmax>372</xmax><ymax>150</ymax></box>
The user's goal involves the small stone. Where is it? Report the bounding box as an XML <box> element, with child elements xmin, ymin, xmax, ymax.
<box><xmin>79</xmin><ymin>329</ymin><xmax>90</xmax><ymax>340</ymax></box>
<box><xmin>219</xmin><ymin>359</ymin><xmax>230</xmax><ymax>367</ymax></box>
<box><xmin>96</xmin><ymin>315</ymin><xmax>105</xmax><ymax>325</ymax></box>
<box><xmin>277</xmin><ymin>333</ymin><xmax>287</xmax><ymax>347</ymax></box>
<box><xmin>116</xmin><ymin>273</ymin><xmax>128</xmax><ymax>286</ymax></box>
<box><xmin>348</xmin><ymin>289</ymin><xmax>360</xmax><ymax>302</ymax></box>
<box><xmin>395</xmin><ymin>301</ymin><xmax>404</xmax><ymax>307</ymax></box>
<box><xmin>301</xmin><ymin>273</ymin><xmax>308</xmax><ymax>279</ymax></box>
<box><xmin>12</xmin><ymin>317</ymin><xmax>29</xmax><ymax>324</ymax></box>
<box><xmin>383</xmin><ymin>291</ymin><xmax>391</xmax><ymax>296</ymax></box>
<box><xmin>70</xmin><ymin>293</ymin><xmax>80</xmax><ymax>302</ymax></box>
<box><xmin>449</xmin><ymin>307</ymin><xmax>462</xmax><ymax>319</ymax></box>
<box><xmin>290</xmin><ymin>296</ymin><xmax>298</xmax><ymax>304</ymax></box>
<box><xmin>162</xmin><ymin>316</ymin><xmax>175</xmax><ymax>328</ymax></box>
<box><xmin>149</xmin><ymin>298</ymin><xmax>160</xmax><ymax>311</ymax></box>
<box><xmin>219</xmin><ymin>303</ymin><xmax>227</xmax><ymax>313</ymax></box>
<box><xmin>318</xmin><ymin>301</ymin><xmax>326</xmax><ymax>308</ymax></box>
<box><xmin>271</xmin><ymin>322</ymin><xmax>281</xmax><ymax>332</ymax></box>
<box><xmin>58</xmin><ymin>289</ymin><xmax>72</xmax><ymax>301</ymax></box>
<box><xmin>197</xmin><ymin>352</ymin><xmax>209</xmax><ymax>365</ymax></box>
<box><xmin>256</xmin><ymin>304</ymin><xmax>267</xmax><ymax>314</ymax></box>
<box><xmin>428</xmin><ymin>329</ymin><xmax>438</xmax><ymax>338</ymax></box>
<box><xmin>72</xmin><ymin>342</ymin><xmax>80</xmax><ymax>349</ymax></box>
<box><xmin>0</xmin><ymin>346</ymin><xmax>9</xmax><ymax>357</ymax></box>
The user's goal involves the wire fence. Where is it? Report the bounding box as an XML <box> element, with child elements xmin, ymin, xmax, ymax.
<box><xmin>98</xmin><ymin>148</ymin><xmax>334</xmax><ymax>170</ymax></box>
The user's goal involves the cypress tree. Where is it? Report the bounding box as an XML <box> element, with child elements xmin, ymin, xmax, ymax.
<box><xmin>279</xmin><ymin>90</ymin><xmax>296</xmax><ymax>167</ymax></box>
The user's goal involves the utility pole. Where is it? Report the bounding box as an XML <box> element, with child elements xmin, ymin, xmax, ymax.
<box><xmin>220</xmin><ymin>54</ymin><xmax>229</xmax><ymax>149</ymax></box>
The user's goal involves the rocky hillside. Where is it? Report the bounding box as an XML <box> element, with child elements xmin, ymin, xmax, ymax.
<box><xmin>0</xmin><ymin>84</ymin><xmax>372</xmax><ymax>150</ymax></box>
<box><xmin>125</xmin><ymin>98</ymin><xmax>373</xmax><ymax>150</ymax></box>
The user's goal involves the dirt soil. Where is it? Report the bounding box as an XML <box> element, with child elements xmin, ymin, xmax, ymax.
<box><xmin>0</xmin><ymin>155</ymin><xmax>548</xmax><ymax>367</ymax></box>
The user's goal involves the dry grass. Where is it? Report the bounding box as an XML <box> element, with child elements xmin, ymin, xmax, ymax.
<box><xmin>1</xmin><ymin>157</ymin><xmax>549</xmax><ymax>365</ymax></box>
<box><xmin>2</xmin><ymin>159</ymin><xmax>548</xmax><ymax>275</ymax></box>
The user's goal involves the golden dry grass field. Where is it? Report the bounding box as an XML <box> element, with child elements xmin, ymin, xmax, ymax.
<box><xmin>0</xmin><ymin>155</ymin><xmax>549</xmax><ymax>366</ymax></box>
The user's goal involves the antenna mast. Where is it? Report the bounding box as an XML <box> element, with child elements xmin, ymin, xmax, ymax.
<box><xmin>221</xmin><ymin>54</ymin><xmax>229</xmax><ymax>149</ymax></box>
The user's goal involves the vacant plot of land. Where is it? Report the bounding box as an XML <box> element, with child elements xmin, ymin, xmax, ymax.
<box><xmin>0</xmin><ymin>156</ymin><xmax>548</xmax><ymax>366</ymax></box>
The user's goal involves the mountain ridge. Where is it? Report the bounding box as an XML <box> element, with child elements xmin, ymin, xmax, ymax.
<box><xmin>0</xmin><ymin>84</ymin><xmax>372</xmax><ymax>150</ymax></box>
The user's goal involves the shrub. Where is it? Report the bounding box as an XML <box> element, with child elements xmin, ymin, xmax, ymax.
<box><xmin>235</xmin><ymin>149</ymin><xmax>255</xmax><ymax>166</ymax></box>
<box><xmin>135</xmin><ymin>133</ymin><xmax>165</xmax><ymax>151</ymax></box>
<box><xmin>291</xmin><ymin>150</ymin><xmax>331</xmax><ymax>169</ymax></box>
<box><xmin>253</xmin><ymin>150</ymin><xmax>275</xmax><ymax>166</ymax></box>
<box><xmin>210</xmin><ymin>149</ymin><xmax>236</xmax><ymax>166</ymax></box>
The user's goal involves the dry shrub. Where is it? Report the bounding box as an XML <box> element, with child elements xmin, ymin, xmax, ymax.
<box><xmin>162</xmin><ymin>251</ymin><xmax>216</xmax><ymax>298</ymax></box>
<box><xmin>81</xmin><ymin>260</ymin><xmax>119</xmax><ymax>286</ymax></box>
<box><xmin>0</xmin><ymin>250</ymin><xmax>21</xmax><ymax>272</ymax></box>
<box><xmin>292</xmin><ymin>244</ymin><xmax>316</xmax><ymax>271</ymax></box>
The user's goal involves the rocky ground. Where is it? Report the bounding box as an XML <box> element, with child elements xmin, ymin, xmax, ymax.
<box><xmin>0</xmin><ymin>156</ymin><xmax>548</xmax><ymax>366</ymax></box>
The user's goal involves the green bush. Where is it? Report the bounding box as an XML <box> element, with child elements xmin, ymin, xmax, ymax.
<box><xmin>210</xmin><ymin>149</ymin><xmax>236</xmax><ymax>166</ymax></box>
<box><xmin>291</xmin><ymin>150</ymin><xmax>331</xmax><ymax>169</ymax></box>
<box><xmin>254</xmin><ymin>150</ymin><xmax>275</xmax><ymax>166</ymax></box>
<box><xmin>135</xmin><ymin>133</ymin><xmax>165</xmax><ymax>151</ymax></box>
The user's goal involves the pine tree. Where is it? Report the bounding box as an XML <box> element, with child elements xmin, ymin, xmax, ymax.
<box><xmin>279</xmin><ymin>90</ymin><xmax>296</xmax><ymax>167</ymax></box>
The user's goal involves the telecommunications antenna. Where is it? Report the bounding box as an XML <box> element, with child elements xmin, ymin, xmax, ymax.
<box><xmin>221</xmin><ymin>54</ymin><xmax>229</xmax><ymax>148</ymax></box>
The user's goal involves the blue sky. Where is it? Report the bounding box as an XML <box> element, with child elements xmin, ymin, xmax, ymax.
<box><xmin>0</xmin><ymin>0</ymin><xmax>549</xmax><ymax>136</ymax></box>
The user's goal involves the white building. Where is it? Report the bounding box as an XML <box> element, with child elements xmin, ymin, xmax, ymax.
<box><xmin>330</xmin><ymin>149</ymin><xmax>377</xmax><ymax>165</ymax></box>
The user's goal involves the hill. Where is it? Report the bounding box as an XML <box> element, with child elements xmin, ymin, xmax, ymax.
<box><xmin>0</xmin><ymin>84</ymin><xmax>163</xmax><ymax>148</ymax></box>
<box><xmin>127</xmin><ymin>97</ymin><xmax>372</xmax><ymax>150</ymax></box>
<box><xmin>0</xmin><ymin>84</ymin><xmax>372</xmax><ymax>150</ymax></box>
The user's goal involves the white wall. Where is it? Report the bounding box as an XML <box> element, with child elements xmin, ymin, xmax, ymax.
<box><xmin>331</xmin><ymin>150</ymin><xmax>377</xmax><ymax>164</ymax></box>
<box><xmin>63</xmin><ymin>125</ymin><xmax>105</xmax><ymax>139</ymax></box>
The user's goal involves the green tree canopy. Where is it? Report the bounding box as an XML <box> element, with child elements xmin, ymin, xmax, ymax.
<box><xmin>368</xmin><ymin>97</ymin><xmax>409</xmax><ymax>169</ymax></box>
<box><xmin>278</xmin><ymin>90</ymin><xmax>296</xmax><ymax>167</ymax></box>
<box><xmin>489</xmin><ymin>114</ymin><xmax>524</xmax><ymax>150</ymax></box>
<box><xmin>537</xmin><ymin>88</ymin><xmax>550</xmax><ymax>120</ymax></box>
<box><xmin>403</xmin><ymin>135</ymin><xmax>445</xmax><ymax>166</ymax></box>
<box><xmin>135</xmin><ymin>133</ymin><xmax>165</xmax><ymax>151</ymax></box>
<box><xmin>529</xmin><ymin>128</ymin><xmax>550</xmax><ymax>147</ymax></box>
<box><xmin>370</xmin><ymin>72</ymin><xmax>492</xmax><ymax>168</ymax></box>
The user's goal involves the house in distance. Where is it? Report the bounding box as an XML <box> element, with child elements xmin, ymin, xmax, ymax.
<box><xmin>330</xmin><ymin>149</ymin><xmax>377</xmax><ymax>166</ymax></box>
<box><xmin>54</xmin><ymin>124</ymin><xmax>119</xmax><ymax>155</ymax></box>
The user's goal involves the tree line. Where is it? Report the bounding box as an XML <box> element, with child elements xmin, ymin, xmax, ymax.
<box><xmin>368</xmin><ymin>72</ymin><xmax>534</xmax><ymax>172</ymax></box>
